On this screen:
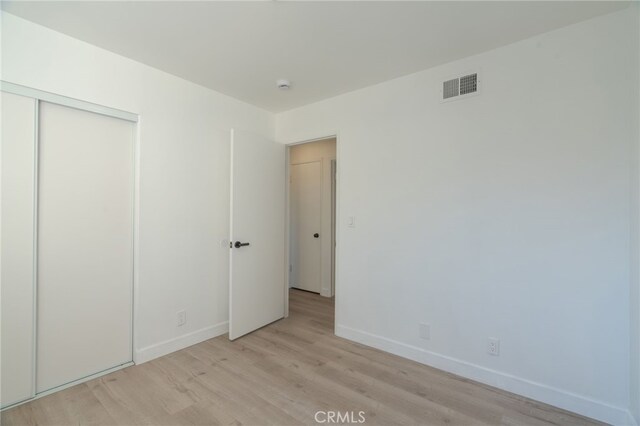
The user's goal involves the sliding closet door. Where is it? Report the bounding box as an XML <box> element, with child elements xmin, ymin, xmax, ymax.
<box><xmin>1</xmin><ymin>92</ymin><xmax>37</xmax><ymax>407</ymax></box>
<box><xmin>37</xmin><ymin>102</ymin><xmax>134</xmax><ymax>393</ymax></box>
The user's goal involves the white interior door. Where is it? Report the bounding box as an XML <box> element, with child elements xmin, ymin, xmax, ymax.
<box><xmin>1</xmin><ymin>92</ymin><xmax>37</xmax><ymax>407</ymax></box>
<box><xmin>36</xmin><ymin>101</ymin><xmax>134</xmax><ymax>393</ymax></box>
<box><xmin>290</xmin><ymin>162</ymin><xmax>322</xmax><ymax>293</ymax></box>
<box><xmin>229</xmin><ymin>129</ymin><xmax>285</xmax><ymax>340</ymax></box>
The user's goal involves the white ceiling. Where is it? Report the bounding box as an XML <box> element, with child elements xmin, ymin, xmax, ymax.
<box><xmin>1</xmin><ymin>1</ymin><xmax>629</xmax><ymax>112</ymax></box>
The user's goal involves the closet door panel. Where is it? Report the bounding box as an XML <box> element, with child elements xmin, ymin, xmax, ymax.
<box><xmin>36</xmin><ymin>102</ymin><xmax>134</xmax><ymax>393</ymax></box>
<box><xmin>1</xmin><ymin>92</ymin><xmax>37</xmax><ymax>407</ymax></box>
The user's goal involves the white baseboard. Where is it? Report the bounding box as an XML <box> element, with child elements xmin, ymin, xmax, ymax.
<box><xmin>335</xmin><ymin>324</ymin><xmax>631</xmax><ymax>426</ymax></box>
<box><xmin>135</xmin><ymin>321</ymin><xmax>228</xmax><ymax>364</ymax></box>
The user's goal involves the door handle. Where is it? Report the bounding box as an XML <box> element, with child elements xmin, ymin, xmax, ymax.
<box><xmin>313</xmin><ymin>233</ymin><xmax>319</xmax><ymax>238</ymax></box>
<box><xmin>234</xmin><ymin>241</ymin><xmax>250</xmax><ymax>248</ymax></box>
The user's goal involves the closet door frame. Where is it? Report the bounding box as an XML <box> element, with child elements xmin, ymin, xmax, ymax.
<box><xmin>0</xmin><ymin>81</ymin><xmax>140</xmax><ymax>409</ymax></box>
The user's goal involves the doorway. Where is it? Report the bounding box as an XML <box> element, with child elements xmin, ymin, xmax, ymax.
<box><xmin>227</xmin><ymin>131</ymin><xmax>335</xmax><ymax>340</ymax></box>
<box><xmin>287</xmin><ymin>137</ymin><xmax>337</xmax><ymax>300</ymax></box>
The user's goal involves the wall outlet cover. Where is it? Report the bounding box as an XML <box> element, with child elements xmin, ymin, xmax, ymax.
<box><xmin>177</xmin><ymin>310</ymin><xmax>187</xmax><ymax>327</ymax></box>
<box><xmin>419</xmin><ymin>323</ymin><xmax>430</xmax><ymax>340</ymax></box>
<box><xmin>488</xmin><ymin>338</ymin><xmax>500</xmax><ymax>356</ymax></box>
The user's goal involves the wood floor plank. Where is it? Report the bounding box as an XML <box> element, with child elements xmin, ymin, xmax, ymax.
<box><xmin>2</xmin><ymin>289</ymin><xmax>602</xmax><ymax>426</ymax></box>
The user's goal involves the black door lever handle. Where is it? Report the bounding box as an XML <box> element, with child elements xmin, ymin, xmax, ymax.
<box><xmin>234</xmin><ymin>241</ymin><xmax>250</xmax><ymax>248</ymax></box>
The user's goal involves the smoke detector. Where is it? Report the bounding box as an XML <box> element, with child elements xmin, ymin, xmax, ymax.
<box><xmin>276</xmin><ymin>79</ymin><xmax>291</xmax><ymax>90</ymax></box>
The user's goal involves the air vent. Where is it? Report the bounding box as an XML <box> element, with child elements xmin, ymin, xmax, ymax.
<box><xmin>443</xmin><ymin>78</ymin><xmax>459</xmax><ymax>99</ymax></box>
<box><xmin>441</xmin><ymin>71</ymin><xmax>480</xmax><ymax>102</ymax></box>
<box><xmin>459</xmin><ymin>73</ymin><xmax>477</xmax><ymax>95</ymax></box>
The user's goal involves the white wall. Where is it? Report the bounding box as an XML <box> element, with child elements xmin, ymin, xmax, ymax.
<box><xmin>277</xmin><ymin>7</ymin><xmax>639</xmax><ymax>424</ymax></box>
<box><xmin>1</xmin><ymin>12</ymin><xmax>274</xmax><ymax>363</ymax></box>
<box><xmin>290</xmin><ymin>138</ymin><xmax>336</xmax><ymax>296</ymax></box>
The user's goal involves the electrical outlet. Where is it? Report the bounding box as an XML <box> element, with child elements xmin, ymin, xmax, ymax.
<box><xmin>419</xmin><ymin>323</ymin><xmax>430</xmax><ymax>340</ymax></box>
<box><xmin>177</xmin><ymin>310</ymin><xmax>186</xmax><ymax>327</ymax></box>
<box><xmin>487</xmin><ymin>338</ymin><xmax>500</xmax><ymax>356</ymax></box>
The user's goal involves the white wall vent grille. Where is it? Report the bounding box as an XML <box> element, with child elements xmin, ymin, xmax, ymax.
<box><xmin>443</xmin><ymin>78</ymin><xmax>459</xmax><ymax>99</ymax></box>
<box><xmin>459</xmin><ymin>73</ymin><xmax>478</xmax><ymax>95</ymax></box>
<box><xmin>441</xmin><ymin>71</ymin><xmax>480</xmax><ymax>102</ymax></box>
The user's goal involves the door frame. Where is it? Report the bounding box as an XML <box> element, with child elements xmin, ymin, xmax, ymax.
<box><xmin>0</xmin><ymin>81</ymin><xmax>139</xmax><ymax>410</ymax></box>
<box><xmin>284</xmin><ymin>135</ymin><xmax>339</xmax><ymax>325</ymax></box>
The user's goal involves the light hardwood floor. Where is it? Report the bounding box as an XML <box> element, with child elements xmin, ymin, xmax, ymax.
<box><xmin>3</xmin><ymin>289</ymin><xmax>601</xmax><ymax>426</ymax></box>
